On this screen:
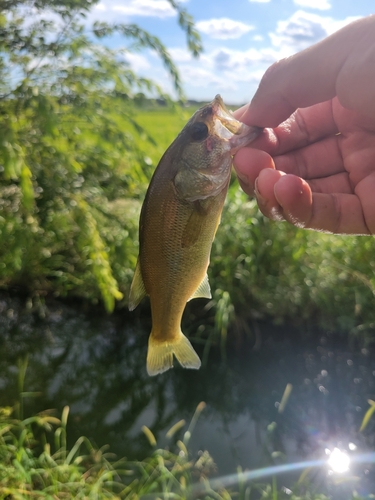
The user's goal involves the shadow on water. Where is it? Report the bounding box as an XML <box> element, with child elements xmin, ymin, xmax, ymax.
<box><xmin>1</xmin><ymin>292</ymin><xmax>375</xmax><ymax>498</ymax></box>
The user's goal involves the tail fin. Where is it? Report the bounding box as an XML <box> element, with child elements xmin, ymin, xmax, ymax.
<box><xmin>147</xmin><ymin>332</ymin><xmax>201</xmax><ymax>376</ymax></box>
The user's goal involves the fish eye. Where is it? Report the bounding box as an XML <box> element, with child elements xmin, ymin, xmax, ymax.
<box><xmin>190</xmin><ymin>122</ymin><xmax>209</xmax><ymax>141</ymax></box>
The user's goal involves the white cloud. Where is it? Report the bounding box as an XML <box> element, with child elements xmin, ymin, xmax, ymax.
<box><xmin>294</xmin><ymin>0</ymin><xmax>331</xmax><ymax>10</ymax></box>
<box><xmin>168</xmin><ymin>47</ymin><xmax>194</xmax><ymax>63</ymax></box>
<box><xmin>123</xmin><ymin>52</ymin><xmax>151</xmax><ymax>71</ymax></box>
<box><xmin>270</xmin><ymin>11</ymin><xmax>362</xmax><ymax>54</ymax></box>
<box><xmin>324</xmin><ymin>15</ymin><xmax>361</xmax><ymax>35</ymax></box>
<box><xmin>211</xmin><ymin>47</ymin><xmax>278</xmax><ymax>70</ymax></box>
<box><xmin>196</xmin><ymin>18</ymin><xmax>254</xmax><ymax>39</ymax></box>
<box><xmin>94</xmin><ymin>2</ymin><xmax>106</xmax><ymax>11</ymax></box>
<box><xmin>179</xmin><ymin>65</ymin><xmax>238</xmax><ymax>91</ymax></box>
<box><xmin>161</xmin><ymin>45</ymin><xmax>271</xmax><ymax>98</ymax></box>
<box><xmin>270</xmin><ymin>11</ymin><xmax>327</xmax><ymax>52</ymax></box>
<box><xmin>93</xmin><ymin>0</ymin><xmax>178</xmax><ymax>19</ymax></box>
<box><xmin>163</xmin><ymin>46</ymin><xmax>278</xmax><ymax>102</ymax></box>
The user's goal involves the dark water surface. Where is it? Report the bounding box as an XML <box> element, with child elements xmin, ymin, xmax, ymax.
<box><xmin>1</xmin><ymin>293</ymin><xmax>375</xmax><ymax>498</ymax></box>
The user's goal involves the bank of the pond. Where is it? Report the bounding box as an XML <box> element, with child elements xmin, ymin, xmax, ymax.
<box><xmin>0</xmin><ymin>293</ymin><xmax>375</xmax><ymax>499</ymax></box>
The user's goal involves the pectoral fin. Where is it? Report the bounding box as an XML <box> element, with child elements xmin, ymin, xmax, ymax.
<box><xmin>181</xmin><ymin>201</ymin><xmax>207</xmax><ymax>248</ymax></box>
<box><xmin>188</xmin><ymin>273</ymin><xmax>211</xmax><ymax>301</ymax></box>
<box><xmin>128</xmin><ymin>259</ymin><xmax>147</xmax><ymax>311</ymax></box>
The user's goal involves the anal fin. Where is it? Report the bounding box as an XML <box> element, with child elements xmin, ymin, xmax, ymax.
<box><xmin>128</xmin><ymin>259</ymin><xmax>147</xmax><ymax>311</ymax></box>
<box><xmin>188</xmin><ymin>273</ymin><xmax>211</xmax><ymax>301</ymax></box>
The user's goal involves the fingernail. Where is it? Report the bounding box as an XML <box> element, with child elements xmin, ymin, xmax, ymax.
<box><xmin>255</xmin><ymin>178</ymin><xmax>285</xmax><ymax>221</ymax></box>
<box><xmin>254</xmin><ymin>177</ymin><xmax>265</xmax><ymax>203</ymax></box>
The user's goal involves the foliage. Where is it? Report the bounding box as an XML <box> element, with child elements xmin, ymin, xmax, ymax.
<box><xmin>0</xmin><ymin>400</ymin><xmax>372</xmax><ymax>500</ymax></box>
<box><xmin>205</xmin><ymin>183</ymin><xmax>375</xmax><ymax>341</ymax></box>
<box><xmin>0</xmin><ymin>405</ymin><xmax>127</xmax><ymax>498</ymax></box>
<box><xmin>0</xmin><ymin>0</ymin><xmax>201</xmax><ymax>311</ymax></box>
<box><xmin>359</xmin><ymin>399</ymin><xmax>375</xmax><ymax>433</ymax></box>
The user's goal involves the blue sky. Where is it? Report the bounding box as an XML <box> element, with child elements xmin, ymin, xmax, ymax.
<box><xmin>88</xmin><ymin>0</ymin><xmax>374</xmax><ymax>104</ymax></box>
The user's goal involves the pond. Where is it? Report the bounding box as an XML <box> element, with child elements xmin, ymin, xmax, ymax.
<box><xmin>1</xmin><ymin>292</ymin><xmax>375</xmax><ymax>499</ymax></box>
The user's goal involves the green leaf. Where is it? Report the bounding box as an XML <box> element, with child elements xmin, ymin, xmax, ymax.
<box><xmin>359</xmin><ymin>399</ymin><xmax>375</xmax><ymax>432</ymax></box>
<box><xmin>20</xmin><ymin>164</ymin><xmax>34</xmax><ymax>210</ymax></box>
<box><xmin>75</xmin><ymin>198</ymin><xmax>123</xmax><ymax>312</ymax></box>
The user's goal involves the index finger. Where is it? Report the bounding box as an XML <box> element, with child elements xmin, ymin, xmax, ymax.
<box><xmin>256</xmin><ymin>99</ymin><xmax>339</xmax><ymax>156</ymax></box>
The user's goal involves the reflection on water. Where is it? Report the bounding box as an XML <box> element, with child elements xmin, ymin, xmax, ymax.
<box><xmin>1</xmin><ymin>293</ymin><xmax>375</xmax><ymax>498</ymax></box>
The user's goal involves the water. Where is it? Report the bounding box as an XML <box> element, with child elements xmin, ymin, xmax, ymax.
<box><xmin>1</xmin><ymin>293</ymin><xmax>375</xmax><ymax>498</ymax></box>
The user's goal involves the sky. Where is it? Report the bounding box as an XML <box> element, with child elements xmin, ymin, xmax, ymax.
<box><xmin>87</xmin><ymin>0</ymin><xmax>374</xmax><ymax>105</ymax></box>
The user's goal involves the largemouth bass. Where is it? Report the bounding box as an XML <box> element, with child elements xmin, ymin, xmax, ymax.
<box><xmin>129</xmin><ymin>95</ymin><xmax>261</xmax><ymax>376</ymax></box>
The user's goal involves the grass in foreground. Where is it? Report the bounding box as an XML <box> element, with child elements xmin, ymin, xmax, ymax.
<box><xmin>0</xmin><ymin>401</ymin><xmax>372</xmax><ymax>500</ymax></box>
<box><xmin>0</xmin><ymin>403</ymin><xmax>223</xmax><ymax>499</ymax></box>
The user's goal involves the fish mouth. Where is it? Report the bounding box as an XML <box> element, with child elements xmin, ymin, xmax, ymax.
<box><xmin>212</xmin><ymin>94</ymin><xmax>263</xmax><ymax>154</ymax></box>
<box><xmin>229</xmin><ymin>124</ymin><xmax>263</xmax><ymax>154</ymax></box>
<box><xmin>213</xmin><ymin>95</ymin><xmax>244</xmax><ymax>135</ymax></box>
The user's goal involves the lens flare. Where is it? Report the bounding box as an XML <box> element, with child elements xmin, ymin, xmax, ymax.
<box><xmin>327</xmin><ymin>448</ymin><xmax>350</xmax><ymax>473</ymax></box>
<box><xmin>180</xmin><ymin>451</ymin><xmax>375</xmax><ymax>499</ymax></box>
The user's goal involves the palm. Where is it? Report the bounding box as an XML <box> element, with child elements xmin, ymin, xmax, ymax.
<box><xmin>332</xmin><ymin>101</ymin><xmax>375</xmax><ymax>192</ymax></box>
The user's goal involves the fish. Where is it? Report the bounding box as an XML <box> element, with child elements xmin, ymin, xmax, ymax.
<box><xmin>129</xmin><ymin>95</ymin><xmax>262</xmax><ymax>376</ymax></box>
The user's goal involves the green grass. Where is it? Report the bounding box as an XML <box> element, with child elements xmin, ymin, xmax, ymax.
<box><xmin>0</xmin><ymin>401</ymin><xmax>225</xmax><ymax>499</ymax></box>
<box><xmin>131</xmin><ymin>105</ymin><xmax>200</xmax><ymax>166</ymax></box>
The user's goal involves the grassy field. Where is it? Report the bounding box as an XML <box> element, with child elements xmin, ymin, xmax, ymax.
<box><xmin>132</xmin><ymin>104</ymin><xmax>203</xmax><ymax>165</ymax></box>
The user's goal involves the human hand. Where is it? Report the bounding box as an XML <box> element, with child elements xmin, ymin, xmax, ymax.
<box><xmin>233</xmin><ymin>15</ymin><xmax>375</xmax><ymax>235</ymax></box>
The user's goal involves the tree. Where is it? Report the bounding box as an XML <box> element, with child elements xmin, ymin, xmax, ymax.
<box><xmin>0</xmin><ymin>0</ymin><xmax>202</xmax><ymax>311</ymax></box>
